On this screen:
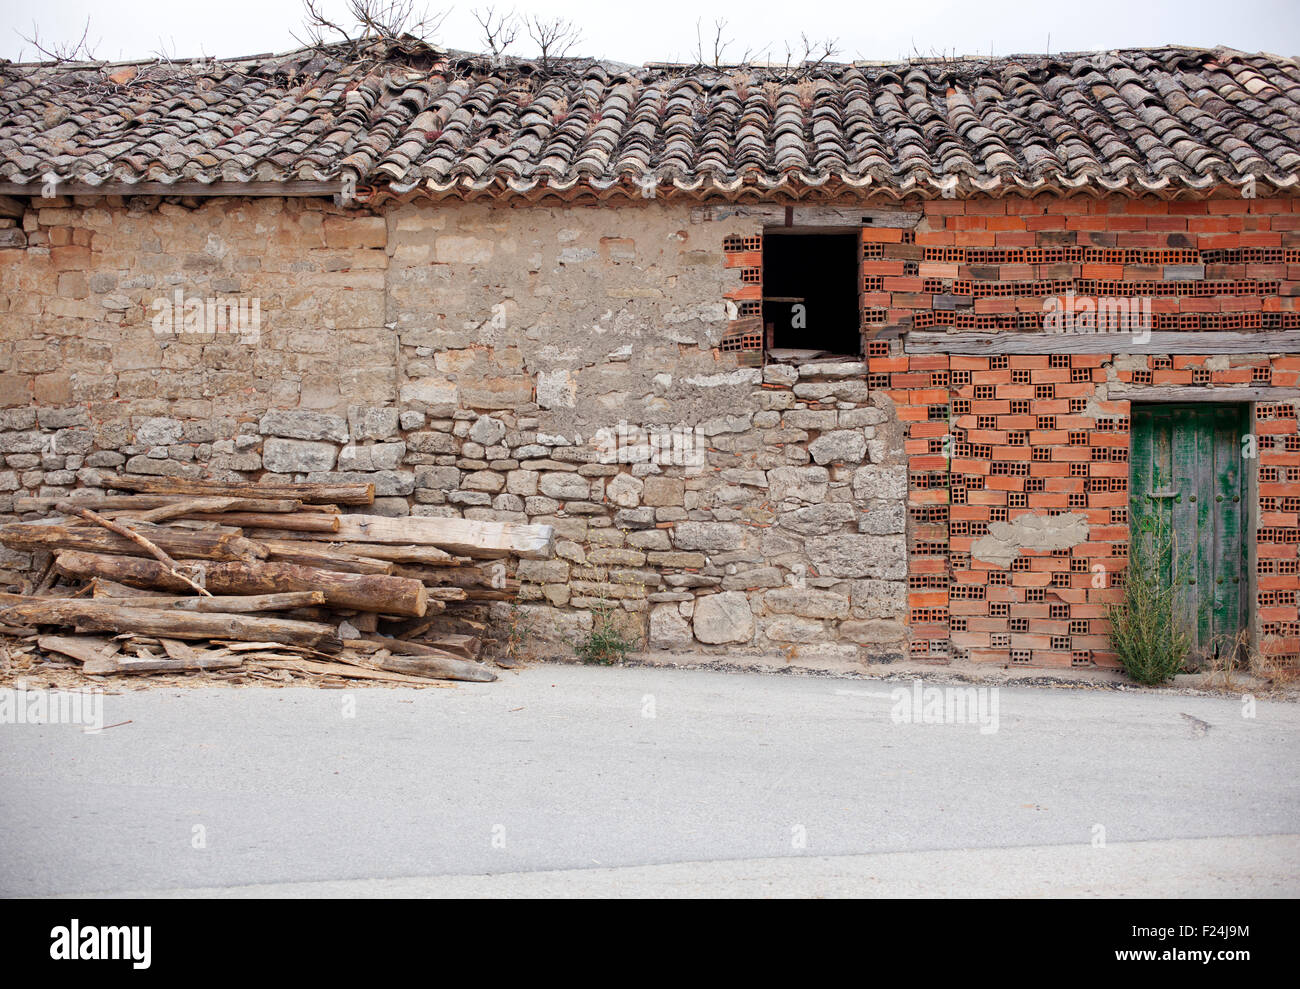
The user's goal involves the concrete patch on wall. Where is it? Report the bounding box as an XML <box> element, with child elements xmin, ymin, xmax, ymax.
<box><xmin>970</xmin><ymin>513</ymin><xmax>1091</xmax><ymax>568</ymax></box>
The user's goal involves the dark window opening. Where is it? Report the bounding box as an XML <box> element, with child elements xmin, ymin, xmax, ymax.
<box><xmin>761</xmin><ymin>233</ymin><xmax>861</xmax><ymax>359</ymax></box>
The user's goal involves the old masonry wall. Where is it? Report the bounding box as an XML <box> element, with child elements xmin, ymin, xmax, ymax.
<box><xmin>6</xmin><ymin>193</ymin><xmax>1299</xmax><ymax>671</ymax></box>
<box><xmin>0</xmin><ymin>196</ymin><xmax>910</xmax><ymax>668</ymax></box>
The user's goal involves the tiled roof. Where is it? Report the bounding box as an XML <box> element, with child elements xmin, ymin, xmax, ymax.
<box><xmin>2</xmin><ymin>39</ymin><xmax>1299</xmax><ymax>200</ymax></box>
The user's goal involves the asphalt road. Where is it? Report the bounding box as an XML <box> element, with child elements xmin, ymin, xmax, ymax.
<box><xmin>2</xmin><ymin>664</ymin><xmax>1297</xmax><ymax>897</ymax></box>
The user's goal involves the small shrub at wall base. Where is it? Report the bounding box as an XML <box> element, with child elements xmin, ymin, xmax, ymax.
<box><xmin>576</xmin><ymin>602</ymin><xmax>635</xmax><ymax>665</ymax></box>
<box><xmin>1107</xmin><ymin>501</ymin><xmax>1191</xmax><ymax>685</ymax></box>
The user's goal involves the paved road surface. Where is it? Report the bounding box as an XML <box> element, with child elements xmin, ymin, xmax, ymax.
<box><xmin>2</xmin><ymin>664</ymin><xmax>1296</xmax><ymax>896</ymax></box>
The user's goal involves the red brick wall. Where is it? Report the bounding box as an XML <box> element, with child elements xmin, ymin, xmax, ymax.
<box><xmin>876</xmin><ymin>350</ymin><xmax>1300</xmax><ymax>671</ymax></box>
<box><xmin>867</xmin><ymin>194</ymin><xmax>1300</xmax><ymax>669</ymax></box>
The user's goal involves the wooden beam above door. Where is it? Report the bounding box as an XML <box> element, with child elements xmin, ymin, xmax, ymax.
<box><xmin>903</xmin><ymin>331</ymin><xmax>1300</xmax><ymax>355</ymax></box>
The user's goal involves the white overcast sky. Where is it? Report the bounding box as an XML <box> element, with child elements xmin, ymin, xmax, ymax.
<box><xmin>0</xmin><ymin>0</ymin><xmax>1297</xmax><ymax>65</ymax></box>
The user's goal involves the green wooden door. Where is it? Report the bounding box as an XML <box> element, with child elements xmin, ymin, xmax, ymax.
<box><xmin>1129</xmin><ymin>404</ymin><xmax>1248</xmax><ymax>664</ymax></box>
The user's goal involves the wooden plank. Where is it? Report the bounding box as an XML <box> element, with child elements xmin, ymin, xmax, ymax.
<box><xmin>87</xmin><ymin>472</ymin><xmax>373</xmax><ymax>505</ymax></box>
<box><xmin>53</xmin><ymin>551</ymin><xmax>428</xmax><ymax>617</ymax></box>
<box><xmin>250</xmin><ymin>538</ymin><xmax>457</xmax><ymax>567</ymax></box>
<box><xmin>692</xmin><ymin>204</ymin><xmax>922</xmax><ymax>227</ymax></box>
<box><xmin>0</xmin><ymin>519</ymin><xmax>265</xmax><ymax>561</ymax></box>
<box><xmin>37</xmin><ymin>635</ymin><xmax>120</xmax><ymax>664</ymax></box>
<box><xmin>0</xmin><ymin>600</ymin><xmax>344</xmax><ymax>654</ymax></box>
<box><xmin>1163</xmin><ymin>405</ymin><xmax>1190</xmax><ymax>637</ymax></box>
<box><xmin>904</xmin><ymin>331</ymin><xmax>1300</xmax><ymax>355</ymax></box>
<box><xmin>348</xmin><ymin>634</ymin><xmax>472</xmax><ymax>663</ymax></box>
<box><xmin>89</xmin><ymin>578</ymin><xmax>168</xmax><ymax>598</ymax></box>
<box><xmin>291</xmin><ymin>515</ymin><xmax>555</xmax><ymax>559</ymax></box>
<box><xmin>84</xmin><ymin>652</ymin><xmax>245</xmax><ymax>675</ymax></box>
<box><xmin>344</xmin><ymin>637</ymin><xmax>496</xmax><ymax>682</ymax></box>
<box><xmin>1110</xmin><ymin>386</ymin><xmax>1300</xmax><ymax>403</ymax></box>
<box><xmin>1212</xmin><ymin>405</ymin><xmax>1247</xmax><ymax>652</ymax></box>
<box><xmin>0</xmin><ymin>180</ymin><xmax>344</xmax><ymax>198</ymax></box>
<box><xmin>14</xmin><ymin>495</ymin><xmax>303</xmax><ymax>514</ymax></box>
<box><xmin>416</xmin><ymin>633</ymin><xmax>480</xmax><ymax>660</ymax></box>
<box><xmin>257</xmin><ymin>538</ymin><xmax>395</xmax><ymax>574</ymax></box>
<box><xmin>95</xmin><ymin>591</ymin><xmax>327</xmax><ymax>613</ymax></box>
<box><xmin>371</xmin><ymin>653</ymin><xmax>496</xmax><ymax>683</ymax></box>
<box><xmin>1129</xmin><ymin>403</ymin><xmax>1154</xmax><ymax>597</ymax></box>
<box><xmin>1190</xmin><ymin>406</ymin><xmax>1213</xmax><ymax>651</ymax></box>
<box><xmin>183</xmin><ymin>512</ymin><xmax>340</xmax><ymax>532</ymax></box>
<box><xmin>249</xmin><ymin>657</ymin><xmax>448</xmax><ymax>686</ymax></box>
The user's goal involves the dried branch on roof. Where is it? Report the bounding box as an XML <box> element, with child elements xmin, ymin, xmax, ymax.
<box><xmin>472</xmin><ymin>6</ymin><xmax>520</xmax><ymax>66</ymax></box>
<box><xmin>523</xmin><ymin>16</ymin><xmax>582</xmax><ymax>75</ymax></box>
<box><xmin>293</xmin><ymin>0</ymin><xmax>450</xmax><ymax>66</ymax></box>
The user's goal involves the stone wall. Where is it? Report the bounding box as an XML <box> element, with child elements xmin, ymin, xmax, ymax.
<box><xmin>0</xmin><ymin>195</ymin><xmax>911</xmax><ymax>666</ymax></box>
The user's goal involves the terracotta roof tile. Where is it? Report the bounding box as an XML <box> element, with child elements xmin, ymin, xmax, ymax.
<box><xmin>1</xmin><ymin>39</ymin><xmax>1298</xmax><ymax>199</ymax></box>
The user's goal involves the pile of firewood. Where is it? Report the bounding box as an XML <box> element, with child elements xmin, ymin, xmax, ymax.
<box><xmin>0</xmin><ymin>471</ymin><xmax>554</xmax><ymax>686</ymax></box>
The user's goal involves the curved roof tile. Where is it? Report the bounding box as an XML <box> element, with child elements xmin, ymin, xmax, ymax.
<box><xmin>1</xmin><ymin>40</ymin><xmax>1298</xmax><ymax>198</ymax></box>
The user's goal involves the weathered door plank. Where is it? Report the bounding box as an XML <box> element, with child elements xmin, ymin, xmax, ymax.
<box><xmin>1130</xmin><ymin>403</ymin><xmax>1247</xmax><ymax>663</ymax></box>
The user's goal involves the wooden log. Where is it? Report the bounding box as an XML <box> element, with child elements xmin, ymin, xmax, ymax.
<box><xmin>328</xmin><ymin>515</ymin><xmax>553</xmax><ymax>559</ymax></box>
<box><xmin>156</xmin><ymin>520</ymin><xmax>241</xmax><ymax>534</ymax></box>
<box><xmin>84</xmin><ymin>652</ymin><xmax>245</xmax><ymax>674</ymax></box>
<box><xmin>251</xmin><ymin>515</ymin><xmax>555</xmax><ymax>559</ymax></box>
<box><xmin>378</xmin><ymin>619</ymin><xmax>481</xmax><ymax>658</ymax></box>
<box><xmin>277</xmin><ymin>607</ymin><xmax>338</xmax><ymax>623</ymax></box>
<box><xmin>0</xmin><ymin>600</ymin><xmax>343</xmax><ymax>653</ymax></box>
<box><xmin>185</xmin><ymin>512</ymin><xmax>340</xmax><ymax>532</ymax></box>
<box><xmin>257</xmin><ymin>538</ymin><xmax>395</xmax><ymax>575</ymax></box>
<box><xmin>241</xmin><ymin>535</ymin><xmax>462</xmax><ymax>566</ymax></box>
<box><xmin>88</xmin><ymin>471</ymin><xmax>374</xmax><ymax>505</ymax></box>
<box><xmin>57</xmin><ymin>502</ymin><xmax>213</xmax><ymax>597</ymax></box>
<box><xmin>0</xmin><ymin>590</ymin><xmax>66</xmax><ymax>606</ymax></box>
<box><xmin>347</xmin><ymin>634</ymin><xmax>467</xmax><ymax>662</ymax></box>
<box><xmin>348</xmin><ymin>642</ymin><xmax>496</xmax><ymax>683</ymax></box>
<box><xmin>458</xmin><ymin>587</ymin><xmax>516</xmax><ymax>601</ymax></box>
<box><xmin>392</xmin><ymin>566</ymin><xmax>515</xmax><ymax>591</ymax></box>
<box><xmin>54</xmin><ymin>554</ymin><xmax>184</xmax><ymax>590</ymax></box>
<box><xmin>423</xmin><ymin>633</ymin><xmax>481</xmax><ymax>660</ymax></box>
<box><xmin>0</xmin><ymin>519</ymin><xmax>266</xmax><ymax>562</ymax></box>
<box><xmin>357</xmin><ymin>634</ymin><xmax>485</xmax><ymax>667</ymax></box>
<box><xmin>425</xmin><ymin>587</ymin><xmax>468</xmax><ymax>602</ymax></box>
<box><xmin>114</xmin><ymin>499</ymin><xmax>297</xmax><ymax>525</ymax></box>
<box><xmin>250</xmin><ymin>657</ymin><xmax>446</xmax><ymax>686</ymax></box>
<box><xmin>14</xmin><ymin>494</ymin><xmax>303</xmax><ymax>514</ymax></box>
<box><xmin>89</xmin><ymin>578</ymin><xmax>169</xmax><ymax>598</ymax></box>
<box><xmin>53</xmin><ymin>551</ymin><xmax>428</xmax><ymax>617</ymax></box>
<box><xmin>95</xmin><ymin>591</ymin><xmax>327</xmax><ymax>613</ymax></box>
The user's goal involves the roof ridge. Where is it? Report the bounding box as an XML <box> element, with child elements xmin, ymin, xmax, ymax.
<box><xmin>4</xmin><ymin>39</ymin><xmax>1295</xmax><ymax>75</ymax></box>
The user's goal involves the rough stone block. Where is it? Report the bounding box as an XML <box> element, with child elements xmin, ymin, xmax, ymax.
<box><xmin>692</xmin><ymin>591</ymin><xmax>754</xmax><ymax>644</ymax></box>
<box><xmin>262</xmin><ymin>438</ymin><xmax>338</xmax><ymax>472</ymax></box>
<box><xmin>259</xmin><ymin>410</ymin><xmax>349</xmax><ymax>444</ymax></box>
